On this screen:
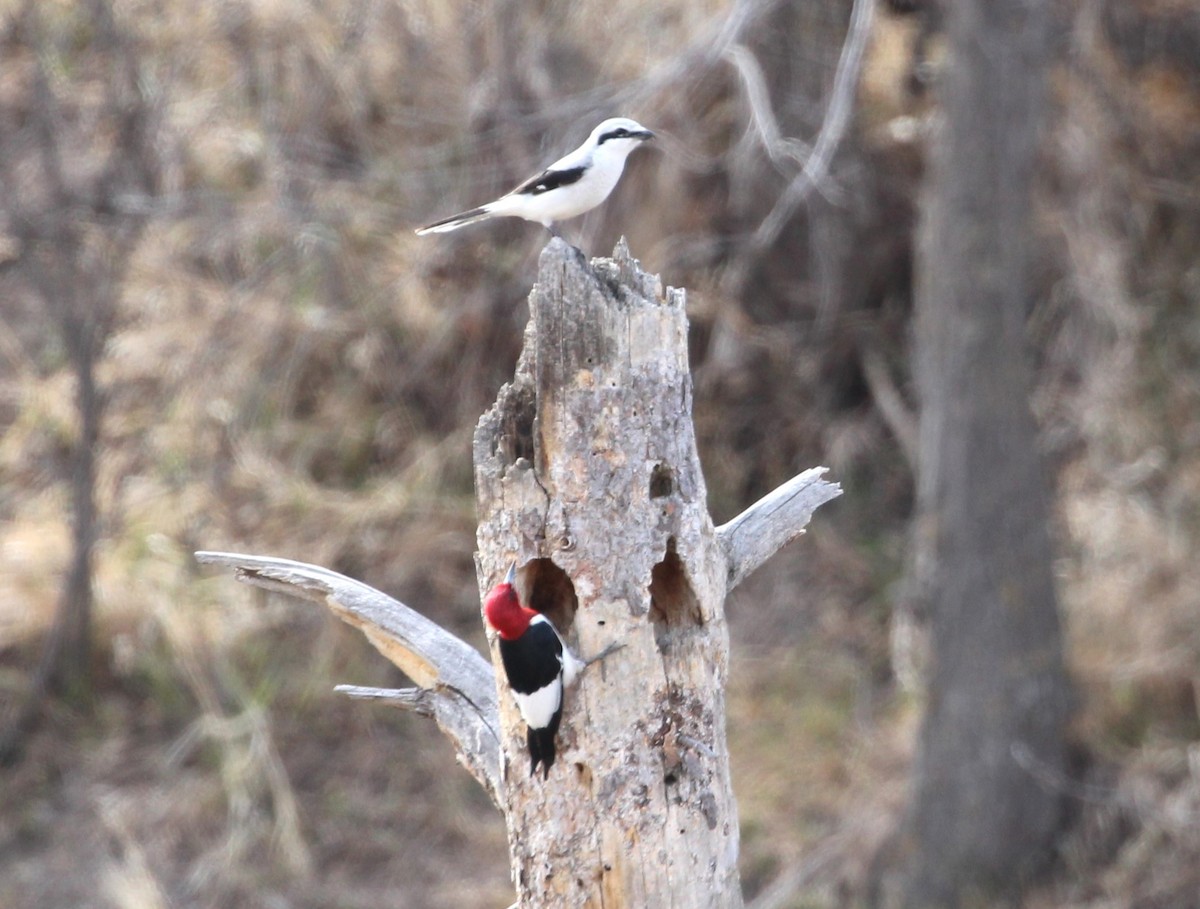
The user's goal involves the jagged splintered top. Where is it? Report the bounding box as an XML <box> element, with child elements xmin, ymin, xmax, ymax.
<box><xmin>523</xmin><ymin>237</ymin><xmax>690</xmax><ymax>406</ymax></box>
<box><xmin>537</xmin><ymin>236</ymin><xmax>679</xmax><ymax>312</ymax></box>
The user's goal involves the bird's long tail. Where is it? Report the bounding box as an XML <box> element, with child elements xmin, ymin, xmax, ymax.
<box><xmin>414</xmin><ymin>205</ymin><xmax>493</xmax><ymax>236</ymax></box>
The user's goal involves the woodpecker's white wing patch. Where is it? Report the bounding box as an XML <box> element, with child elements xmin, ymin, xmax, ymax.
<box><xmin>514</xmin><ymin>677</ymin><xmax>562</xmax><ymax>730</ymax></box>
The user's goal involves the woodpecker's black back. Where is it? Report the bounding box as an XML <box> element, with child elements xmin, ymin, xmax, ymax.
<box><xmin>499</xmin><ymin>619</ymin><xmax>566</xmax><ymax>778</ymax></box>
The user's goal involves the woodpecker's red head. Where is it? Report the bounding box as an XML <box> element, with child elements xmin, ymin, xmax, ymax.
<box><xmin>483</xmin><ymin>563</ymin><xmax>538</xmax><ymax>641</ymax></box>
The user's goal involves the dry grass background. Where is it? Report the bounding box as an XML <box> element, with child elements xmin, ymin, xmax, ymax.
<box><xmin>1</xmin><ymin>0</ymin><xmax>1199</xmax><ymax>906</ymax></box>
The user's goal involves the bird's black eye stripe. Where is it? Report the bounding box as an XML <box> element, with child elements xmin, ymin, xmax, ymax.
<box><xmin>599</xmin><ymin>127</ymin><xmax>630</xmax><ymax>144</ymax></box>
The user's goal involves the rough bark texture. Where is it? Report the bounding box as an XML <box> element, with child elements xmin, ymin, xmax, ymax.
<box><xmin>474</xmin><ymin>238</ymin><xmax>743</xmax><ymax>908</ymax></box>
<box><xmin>902</xmin><ymin>1</ymin><xmax>1074</xmax><ymax>905</ymax></box>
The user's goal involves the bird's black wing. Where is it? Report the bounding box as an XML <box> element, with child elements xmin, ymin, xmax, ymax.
<box><xmin>499</xmin><ymin>619</ymin><xmax>567</xmax><ymax>778</ymax></box>
<box><xmin>498</xmin><ymin>620</ymin><xmax>563</xmax><ymax>695</ymax></box>
<box><xmin>509</xmin><ymin>165</ymin><xmax>587</xmax><ymax>197</ymax></box>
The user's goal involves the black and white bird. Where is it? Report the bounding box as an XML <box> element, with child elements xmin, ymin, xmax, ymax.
<box><xmin>482</xmin><ymin>564</ymin><xmax>622</xmax><ymax>778</ymax></box>
<box><xmin>415</xmin><ymin>117</ymin><xmax>654</xmax><ymax>236</ymax></box>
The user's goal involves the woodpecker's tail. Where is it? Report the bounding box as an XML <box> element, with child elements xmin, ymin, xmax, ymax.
<box><xmin>414</xmin><ymin>205</ymin><xmax>493</xmax><ymax>235</ymax></box>
<box><xmin>527</xmin><ymin>726</ymin><xmax>557</xmax><ymax>779</ymax></box>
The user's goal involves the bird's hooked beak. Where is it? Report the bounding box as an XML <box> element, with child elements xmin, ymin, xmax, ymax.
<box><xmin>504</xmin><ymin>562</ymin><xmax>517</xmax><ymax>586</ymax></box>
<box><xmin>637</xmin><ymin>129</ymin><xmax>655</xmax><ymax>142</ymax></box>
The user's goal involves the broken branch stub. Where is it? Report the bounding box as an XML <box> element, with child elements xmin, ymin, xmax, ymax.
<box><xmin>192</xmin><ymin>551</ymin><xmax>502</xmax><ymax>802</ymax></box>
<box><xmin>717</xmin><ymin>466</ymin><xmax>842</xmax><ymax>591</ymax></box>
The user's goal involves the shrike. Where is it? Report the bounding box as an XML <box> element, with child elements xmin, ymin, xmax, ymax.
<box><xmin>415</xmin><ymin>117</ymin><xmax>654</xmax><ymax>236</ymax></box>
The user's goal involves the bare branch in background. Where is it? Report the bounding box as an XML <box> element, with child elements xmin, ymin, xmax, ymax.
<box><xmin>860</xmin><ymin>341</ymin><xmax>919</xmax><ymax>474</ymax></box>
<box><xmin>744</xmin><ymin>0</ymin><xmax>875</xmax><ymax>254</ymax></box>
<box><xmin>723</xmin><ymin>43</ymin><xmax>813</xmax><ymax>172</ymax></box>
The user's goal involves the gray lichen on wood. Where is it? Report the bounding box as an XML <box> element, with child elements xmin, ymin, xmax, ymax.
<box><xmin>196</xmin><ymin>237</ymin><xmax>839</xmax><ymax>908</ymax></box>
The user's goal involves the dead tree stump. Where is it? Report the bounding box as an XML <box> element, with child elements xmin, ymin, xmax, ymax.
<box><xmin>198</xmin><ymin>238</ymin><xmax>840</xmax><ymax>908</ymax></box>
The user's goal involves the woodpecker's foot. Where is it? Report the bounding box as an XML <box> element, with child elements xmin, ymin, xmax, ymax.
<box><xmin>582</xmin><ymin>641</ymin><xmax>625</xmax><ymax>668</ymax></box>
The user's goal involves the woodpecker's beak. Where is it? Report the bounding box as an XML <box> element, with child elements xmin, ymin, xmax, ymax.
<box><xmin>504</xmin><ymin>562</ymin><xmax>517</xmax><ymax>586</ymax></box>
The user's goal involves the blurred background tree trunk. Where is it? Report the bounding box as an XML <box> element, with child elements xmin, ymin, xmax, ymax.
<box><xmin>0</xmin><ymin>0</ymin><xmax>160</xmax><ymax>756</ymax></box>
<box><xmin>4</xmin><ymin>0</ymin><xmax>1200</xmax><ymax>903</ymax></box>
<box><xmin>901</xmin><ymin>0</ymin><xmax>1074</xmax><ymax>905</ymax></box>
<box><xmin>46</xmin><ymin>301</ymin><xmax>101</xmax><ymax>700</ymax></box>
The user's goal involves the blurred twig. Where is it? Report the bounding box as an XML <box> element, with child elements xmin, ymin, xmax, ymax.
<box><xmin>724</xmin><ymin>43</ymin><xmax>813</xmax><ymax>173</ymax></box>
<box><xmin>859</xmin><ymin>339</ymin><xmax>919</xmax><ymax>474</ymax></box>
<box><xmin>167</xmin><ymin>703</ymin><xmax>315</xmax><ymax>878</ymax></box>
<box><xmin>742</xmin><ymin>0</ymin><xmax>875</xmax><ymax>255</ymax></box>
<box><xmin>0</xmin><ymin>0</ymin><xmax>162</xmax><ymax>762</ymax></box>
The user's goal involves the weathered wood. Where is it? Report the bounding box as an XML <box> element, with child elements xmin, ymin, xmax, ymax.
<box><xmin>193</xmin><ymin>551</ymin><xmax>502</xmax><ymax>802</ymax></box>
<box><xmin>717</xmin><ymin>466</ymin><xmax>841</xmax><ymax>591</ymax></box>
<box><xmin>473</xmin><ymin>238</ymin><xmax>838</xmax><ymax>908</ymax></box>
<box><xmin>334</xmin><ymin>685</ymin><xmax>435</xmax><ymax>713</ymax></box>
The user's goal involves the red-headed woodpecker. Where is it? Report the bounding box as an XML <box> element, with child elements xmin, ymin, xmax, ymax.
<box><xmin>483</xmin><ymin>564</ymin><xmax>586</xmax><ymax>779</ymax></box>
